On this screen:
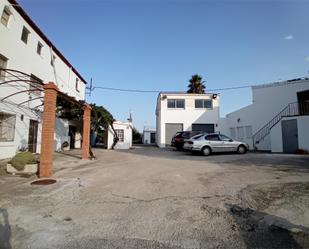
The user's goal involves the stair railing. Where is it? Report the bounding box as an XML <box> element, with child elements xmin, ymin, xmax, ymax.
<box><xmin>252</xmin><ymin>102</ymin><xmax>300</xmax><ymax>146</ymax></box>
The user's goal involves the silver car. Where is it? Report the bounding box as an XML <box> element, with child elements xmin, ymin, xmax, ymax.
<box><xmin>183</xmin><ymin>133</ymin><xmax>249</xmax><ymax>156</ymax></box>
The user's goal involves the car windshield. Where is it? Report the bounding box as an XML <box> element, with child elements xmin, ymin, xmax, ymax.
<box><xmin>192</xmin><ymin>134</ymin><xmax>204</xmax><ymax>140</ymax></box>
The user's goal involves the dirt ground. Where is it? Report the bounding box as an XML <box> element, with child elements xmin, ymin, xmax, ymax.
<box><xmin>0</xmin><ymin>146</ymin><xmax>309</xmax><ymax>249</ymax></box>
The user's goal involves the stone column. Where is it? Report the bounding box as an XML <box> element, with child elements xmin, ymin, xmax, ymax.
<box><xmin>82</xmin><ymin>104</ymin><xmax>92</xmax><ymax>159</ymax></box>
<box><xmin>40</xmin><ymin>82</ymin><xmax>58</xmax><ymax>178</ymax></box>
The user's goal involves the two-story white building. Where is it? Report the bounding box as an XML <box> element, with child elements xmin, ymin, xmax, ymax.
<box><xmin>156</xmin><ymin>92</ymin><xmax>220</xmax><ymax>147</ymax></box>
<box><xmin>0</xmin><ymin>0</ymin><xmax>87</xmax><ymax>159</ymax></box>
<box><xmin>220</xmin><ymin>78</ymin><xmax>309</xmax><ymax>153</ymax></box>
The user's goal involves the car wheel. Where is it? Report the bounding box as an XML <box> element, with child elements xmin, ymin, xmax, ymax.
<box><xmin>202</xmin><ymin>146</ymin><xmax>211</xmax><ymax>156</ymax></box>
<box><xmin>237</xmin><ymin>145</ymin><xmax>247</xmax><ymax>154</ymax></box>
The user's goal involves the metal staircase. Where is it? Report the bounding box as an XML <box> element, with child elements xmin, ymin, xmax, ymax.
<box><xmin>252</xmin><ymin>102</ymin><xmax>301</xmax><ymax>147</ymax></box>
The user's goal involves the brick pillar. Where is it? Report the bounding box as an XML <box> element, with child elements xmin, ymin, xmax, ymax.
<box><xmin>82</xmin><ymin>104</ymin><xmax>92</xmax><ymax>159</ymax></box>
<box><xmin>39</xmin><ymin>82</ymin><xmax>58</xmax><ymax>178</ymax></box>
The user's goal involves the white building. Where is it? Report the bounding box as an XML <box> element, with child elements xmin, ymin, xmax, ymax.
<box><xmin>221</xmin><ymin>78</ymin><xmax>309</xmax><ymax>153</ymax></box>
<box><xmin>107</xmin><ymin>121</ymin><xmax>133</xmax><ymax>150</ymax></box>
<box><xmin>0</xmin><ymin>0</ymin><xmax>86</xmax><ymax>159</ymax></box>
<box><xmin>156</xmin><ymin>92</ymin><xmax>220</xmax><ymax>147</ymax></box>
<box><xmin>143</xmin><ymin>126</ymin><xmax>156</xmax><ymax>144</ymax></box>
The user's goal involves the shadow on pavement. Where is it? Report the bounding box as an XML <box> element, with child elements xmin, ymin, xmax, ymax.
<box><xmin>0</xmin><ymin>208</ymin><xmax>11</xmax><ymax>249</ymax></box>
<box><xmin>225</xmin><ymin>203</ymin><xmax>309</xmax><ymax>249</ymax></box>
<box><xmin>55</xmin><ymin>151</ymin><xmax>82</xmax><ymax>160</ymax></box>
<box><xmin>117</xmin><ymin>146</ymin><xmax>309</xmax><ymax>172</ymax></box>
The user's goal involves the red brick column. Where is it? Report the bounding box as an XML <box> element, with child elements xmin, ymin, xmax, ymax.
<box><xmin>39</xmin><ymin>82</ymin><xmax>58</xmax><ymax>178</ymax></box>
<box><xmin>82</xmin><ymin>104</ymin><xmax>92</xmax><ymax>159</ymax></box>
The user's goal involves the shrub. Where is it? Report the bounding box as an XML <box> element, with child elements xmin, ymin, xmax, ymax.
<box><xmin>10</xmin><ymin>152</ymin><xmax>38</xmax><ymax>171</ymax></box>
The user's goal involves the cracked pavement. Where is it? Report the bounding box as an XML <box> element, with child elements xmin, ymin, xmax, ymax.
<box><xmin>0</xmin><ymin>146</ymin><xmax>309</xmax><ymax>248</ymax></box>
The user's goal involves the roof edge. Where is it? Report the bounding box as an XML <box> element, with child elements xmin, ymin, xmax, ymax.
<box><xmin>252</xmin><ymin>77</ymin><xmax>309</xmax><ymax>90</ymax></box>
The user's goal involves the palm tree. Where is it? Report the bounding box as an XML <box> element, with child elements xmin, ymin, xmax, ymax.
<box><xmin>187</xmin><ymin>74</ymin><xmax>206</xmax><ymax>93</ymax></box>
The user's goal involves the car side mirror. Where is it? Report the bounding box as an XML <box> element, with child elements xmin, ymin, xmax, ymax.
<box><xmin>229</xmin><ymin>139</ymin><xmax>233</xmax><ymax>142</ymax></box>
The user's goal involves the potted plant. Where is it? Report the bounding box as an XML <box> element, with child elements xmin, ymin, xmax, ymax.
<box><xmin>6</xmin><ymin>152</ymin><xmax>39</xmax><ymax>175</ymax></box>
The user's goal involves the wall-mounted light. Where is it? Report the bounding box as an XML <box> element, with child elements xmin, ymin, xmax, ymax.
<box><xmin>212</xmin><ymin>94</ymin><xmax>218</xmax><ymax>99</ymax></box>
<box><xmin>237</xmin><ymin>118</ymin><xmax>241</xmax><ymax>123</ymax></box>
<box><xmin>20</xmin><ymin>114</ymin><xmax>24</xmax><ymax>121</ymax></box>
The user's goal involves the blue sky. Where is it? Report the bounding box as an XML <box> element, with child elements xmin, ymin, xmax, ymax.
<box><xmin>19</xmin><ymin>0</ymin><xmax>309</xmax><ymax>131</ymax></box>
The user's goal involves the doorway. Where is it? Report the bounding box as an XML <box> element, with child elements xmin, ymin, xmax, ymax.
<box><xmin>282</xmin><ymin>119</ymin><xmax>298</xmax><ymax>153</ymax></box>
<box><xmin>192</xmin><ymin>123</ymin><xmax>215</xmax><ymax>133</ymax></box>
<box><xmin>150</xmin><ymin>132</ymin><xmax>156</xmax><ymax>144</ymax></box>
<box><xmin>69</xmin><ymin>125</ymin><xmax>77</xmax><ymax>149</ymax></box>
<box><xmin>165</xmin><ymin>123</ymin><xmax>183</xmax><ymax>145</ymax></box>
<box><xmin>297</xmin><ymin>90</ymin><xmax>309</xmax><ymax>115</ymax></box>
<box><xmin>28</xmin><ymin>120</ymin><xmax>39</xmax><ymax>153</ymax></box>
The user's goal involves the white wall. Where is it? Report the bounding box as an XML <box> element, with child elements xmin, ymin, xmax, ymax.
<box><xmin>0</xmin><ymin>0</ymin><xmax>86</xmax><ymax>101</ymax></box>
<box><xmin>0</xmin><ymin>0</ymin><xmax>86</xmax><ymax>159</ymax></box>
<box><xmin>297</xmin><ymin>116</ymin><xmax>309</xmax><ymax>151</ymax></box>
<box><xmin>54</xmin><ymin>118</ymin><xmax>70</xmax><ymax>152</ymax></box>
<box><xmin>0</xmin><ymin>101</ymin><xmax>40</xmax><ymax>159</ymax></box>
<box><xmin>0</xmin><ymin>100</ymin><xmax>71</xmax><ymax>159</ymax></box>
<box><xmin>270</xmin><ymin>116</ymin><xmax>309</xmax><ymax>153</ymax></box>
<box><xmin>222</xmin><ymin>104</ymin><xmax>255</xmax><ymax>148</ymax></box>
<box><xmin>156</xmin><ymin>93</ymin><xmax>220</xmax><ymax>147</ymax></box>
<box><xmin>251</xmin><ymin>80</ymin><xmax>309</xmax><ymax>132</ymax></box>
<box><xmin>222</xmin><ymin>79</ymin><xmax>309</xmax><ymax>150</ymax></box>
<box><xmin>143</xmin><ymin>130</ymin><xmax>156</xmax><ymax>144</ymax></box>
<box><xmin>107</xmin><ymin>121</ymin><xmax>132</xmax><ymax>150</ymax></box>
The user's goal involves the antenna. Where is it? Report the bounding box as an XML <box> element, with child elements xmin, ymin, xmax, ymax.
<box><xmin>127</xmin><ymin>109</ymin><xmax>133</xmax><ymax>123</ymax></box>
<box><xmin>86</xmin><ymin>77</ymin><xmax>93</xmax><ymax>96</ymax></box>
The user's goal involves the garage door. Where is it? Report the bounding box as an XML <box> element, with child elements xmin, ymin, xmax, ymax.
<box><xmin>192</xmin><ymin>123</ymin><xmax>215</xmax><ymax>133</ymax></box>
<box><xmin>165</xmin><ymin>123</ymin><xmax>183</xmax><ymax>145</ymax></box>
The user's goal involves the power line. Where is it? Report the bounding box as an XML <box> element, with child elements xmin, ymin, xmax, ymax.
<box><xmin>93</xmin><ymin>86</ymin><xmax>160</xmax><ymax>93</ymax></box>
<box><xmin>88</xmin><ymin>75</ymin><xmax>309</xmax><ymax>95</ymax></box>
<box><xmin>207</xmin><ymin>85</ymin><xmax>254</xmax><ymax>91</ymax></box>
<box><xmin>91</xmin><ymin>84</ymin><xmax>254</xmax><ymax>94</ymax></box>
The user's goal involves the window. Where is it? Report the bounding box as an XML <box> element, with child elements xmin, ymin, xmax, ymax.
<box><xmin>0</xmin><ymin>54</ymin><xmax>8</xmax><ymax>81</ymax></box>
<box><xmin>29</xmin><ymin>74</ymin><xmax>43</xmax><ymax>96</ymax></box>
<box><xmin>245</xmin><ymin>125</ymin><xmax>252</xmax><ymax>139</ymax></box>
<box><xmin>1</xmin><ymin>6</ymin><xmax>11</xmax><ymax>27</ymax></box>
<box><xmin>195</xmin><ymin>99</ymin><xmax>212</xmax><ymax>109</ymax></box>
<box><xmin>167</xmin><ymin>99</ymin><xmax>185</xmax><ymax>109</ymax></box>
<box><xmin>37</xmin><ymin>42</ymin><xmax>43</xmax><ymax>55</ymax></box>
<box><xmin>75</xmin><ymin>78</ymin><xmax>80</xmax><ymax>92</ymax></box>
<box><xmin>115</xmin><ymin>129</ymin><xmax>124</xmax><ymax>142</ymax></box>
<box><xmin>21</xmin><ymin>26</ymin><xmax>30</xmax><ymax>44</ymax></box>
<box><xmin>205</xmin><ymin>134</ymin><xmax>220</xmax><ymax>141</ymax></box>
<box><xmin>0</xmin><ymin>112</ymin><xmax>16</xmax><ymax>141</ymax></box>
<box><xmin>237</xmin><ymin>126</ymin><xmax>245</xmax><ymax>140</ymax></box>
<box><xmin>51</xmin><ymin>55</ymin><xmax>56</xmax><ymax>66</ymax></box>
